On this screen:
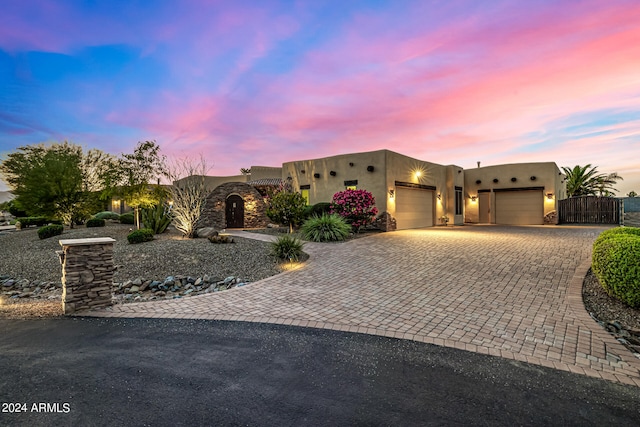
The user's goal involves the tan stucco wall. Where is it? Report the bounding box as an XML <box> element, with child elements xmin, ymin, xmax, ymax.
<box><xmin>249</xmin><ymin>166</ymin><xmax>282</xmax><ymax>181</ymax></box>
<box><xmin>282</xmin><ymin>150</ymin><xmax>388</xmax><ymax>210</ymax></box>
<box><xmin>383</xmin><ymin>151</ymin><xmax>461</xmax><ymax>225</ymax></box>
<box><xmin>282</xmin><ymin>150</ymin><xmax>464</xmax><ymax>227</ymax></box>
<box><xmin>463</xmin><ymin>162</ymin><xmax>566</xmax><ymax>223</ymax></box>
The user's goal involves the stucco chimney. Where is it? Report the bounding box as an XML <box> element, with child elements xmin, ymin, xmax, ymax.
<box><xmin>477</xmin><ymin>161</ymin><xmax>481</xmax><ymax>168</ymax></box>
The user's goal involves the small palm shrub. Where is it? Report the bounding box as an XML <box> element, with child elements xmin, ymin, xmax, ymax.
<box><xmin>208</xmin><ymin>235</ymin><xmax>234</xmax><ymax>244</ymax></box>
<box><xmin>271</xmin><ymin>235</ymin><xmax>304</xmax><ymax>261</ymax></box>
<box><xmin>93</xmin><ymin>211</ymin><xmax>121</xmax><ymax>221</ymax></box>
<box><xmin>86</xmin><ymin>218</ymin><xmax>106</xmax><ymax>228</ymax></box>
<box><xmin>119</xmin><ymin>212</ymin><xmax>135</xmax><ymax>224</ymax></box>
<box><xmin>127</xmin><ymin>228</ymin><xmax>154</xmax><ymax>244</ymax></box>
<box><xmin>301</xmin><ymin>214</ymin><xmax>351</xmax><ymax>242</ymax></box>
<box><xmin>38</xmin><ymin>224</ymin><xmax>64</xmax><ymax>240</ymax></box>
<box><xmin>592</xmin><ymin>228</ymin><xmax>640</xmax><ymax>307</ymax></box>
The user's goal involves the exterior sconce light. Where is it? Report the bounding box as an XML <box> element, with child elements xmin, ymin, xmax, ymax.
<box><xmin>330</xmin><ymin>171</ymin><xmax>337</xmax><ymax>177</ymax></box>
<box><xmin>470</xmin><ymin>195</ymin><xmax>477</xmax><ymax>202</ymax></box>
<box><xmin>388</xmin><ymin>189</ymin><xmax>395</xmax><ymax>198</ymax></box>
<box><xmin>300</xmin><ymin>169</ymin><xmax>305</xmax><ymax>174</ymax></box>
<box><xmin>511</xmin><ymin>177</ymin><xmax>517</xmax><ymax>182</ymax></box>
<box><xmin>313</xmin><ymin>173</ymin><xmax>321</xmax><ymax>179</ymax></box>
<box><xmin>367</xmin><ymin>165</ymin><xmax>375</xmax><ymax>172</ymax></box>
<box><xmin>437</xmin><ymin>193</ymin><xmax>442</xmax><ymax>200</ymax></box>
<box><xmin>546</xmin><ymin>193</ymin><xmax>554</xmax><ymax>200</ymax></box>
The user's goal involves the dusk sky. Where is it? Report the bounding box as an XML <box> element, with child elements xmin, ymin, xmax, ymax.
<box><xmin>1</xmin><ymin>0</ymin><xmax>639</xmax><ymax>195</ymax></box>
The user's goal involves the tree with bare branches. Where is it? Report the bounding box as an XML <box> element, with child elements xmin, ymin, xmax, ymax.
<box><xmin>167</xmin><ymin>156</ymin><xmax>210</xmax><ymax>238</ymax></box>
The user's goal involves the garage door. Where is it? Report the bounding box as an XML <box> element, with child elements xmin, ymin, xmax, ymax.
<box><xmin>395</xmin><ymin>187</ymin><xmax>434</xmax><ymax>229</ymax></box>
<box><xmin>495</xmin><ymin>191</ymin><xmax>543</xmax><ymax>225</ymax></box>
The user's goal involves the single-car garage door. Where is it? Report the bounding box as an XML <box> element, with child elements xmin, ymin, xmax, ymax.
<box><xmin>395</xmin><ymin>187</ymin><xmax>434</xmax><ymax>229</ymax></box>
<box><xmin>495</xmin><ymin>190</ymin><xmax>543</xmax><ymax>225</ymax></box>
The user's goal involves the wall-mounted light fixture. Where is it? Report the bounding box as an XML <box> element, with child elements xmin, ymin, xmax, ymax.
<box><xmin>314</xmin><ymin>173</ymin><xmax>321</xmax><ymax>179</ymax></box>
<box><xmin>388</xmin><ymin>189</ymin><xmax>395</xmax><ymax>198</ymax></box>
<box><xmin>437</xmin><ymin>193</ymin><xmax>442</xmax><ymax>200</ymax></box>
<box><xmin>470</xmin><ymin>195</ymin><xmax>477</xmax><ymax>202</ymax></box>
<box><xmin>330</xmin><ymin>170</ymin><xmax>337</xmax><ymax>177</ymax></box>
<box><xmin>367</xmin><ymin>165</ymin><xmax>375</xmax><ymax>172</ymax></box>
<box><xmin>546</xmin><ymin>193</ymin><xmax>554</xmax><ymax>200</ymax></box>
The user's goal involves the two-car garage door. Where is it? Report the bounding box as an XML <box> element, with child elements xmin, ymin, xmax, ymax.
<box><xmin>495</xmin><ymin>190</ymin><xmax>543</xmax><ymax>225</ymax></box>
<box><xmin>395</xmin><ymin>187</ymin><xmax>434</xmax><ymax>229</ymax></box>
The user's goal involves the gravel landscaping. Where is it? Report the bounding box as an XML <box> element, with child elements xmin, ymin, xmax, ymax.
<box><xmin>0</xmin><ymin>223</ymin><xmax>283</xmax><ymax>318</ymax></box>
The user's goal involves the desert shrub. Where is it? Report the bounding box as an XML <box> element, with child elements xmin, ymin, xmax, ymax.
<box><xmin>208</xmin><ymin>235</ymin><xmax>234</xmax><ymax>244</ymax></box>
<box><xmin>119</xmin><ymin>212</ymin><xmax>135</xmax><ymax>224</ymax></box>
<box><xmin>141</xmin><ymin>203</ymin><xmax>172</xmax><ymax>234</ymax></box>
<box><xmin>330</xmin><ymin>189</ymin><xmax>378</xmax><ymax>232</ymax></box>
<box><xmin>301</xmin><ymin>214</ymin><xmax>351</xmax><ymax>242</ymax></box>
<box><xmin>37</xmin><ymin>224</ymin><xmax>64</xmax><ymax>240</ymax></box>
<box><xmin>266</xmin><ymin>191</ymin><xmax>307</xmax><ymax>233</ymax></box>
<box><xmin>592</xmin><ymin>232</ymin><xmax>640</xmax><ymax>307</ymax></box>
<box><xmin>271</xmin><ymin>235</ymin><xmax>304</xmax><ymax>261</ymax></box>
<box><xmin>93</xmin><ymin>211</ymin><xmax>121</xmax><ymax>221</ymax></box>
<box><xmin>17</xmin><ymin>216</ymin><xmax>49</xmax><ymax>227</ymax></box>
<box><xmin>127</xmin><ymin>228</ymin><xmax>154</xmax><ymax>244</ymax></box>
<box><xmin>304</xmin><ymin>202</ymin><xmax>332</xmax><ymax>219</ymax></box>
<box><xmin>86</xmin><ymin>218</ymin><xmax>106</xmax><ymax>228</ymax></box>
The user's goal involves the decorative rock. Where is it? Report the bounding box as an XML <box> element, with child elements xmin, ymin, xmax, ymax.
<box><xmin>139</xmin><ymin>281</ymin><xmax>150</xmax><ymax>292</ymax></box>
<box><xmin>164</xmin><ymin>276</ymin><xmax>175</xmax><ymax>286</ymax></box>
<box><xmin>196</xmin><ymin>227</ymin><xmax>218</xmax><ymax>238</ymax></box>
<box><xmin>2</xmin><ymin>280</ymin><xmax>14</xmax><ymax>287</ymax></box>
<box><xmin>132</xmin><ymin>278</ymin><xmax>143</xmax><ymax>286</ymax></box>
<box><xmin>195</xmin><ymin>277</ymin><xmax>203</xmax><ymax>286</ymax></box>
<box><xmin>129</xmin><ymin>285</ymin><xmax>140</xmax><ymax>293</ymax></box>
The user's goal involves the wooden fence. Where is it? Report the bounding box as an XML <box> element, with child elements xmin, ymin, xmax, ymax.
<box><xmin>558</xmin><ymin>196</ymin><xmax>620</xmax><ymax>224</ymax></box>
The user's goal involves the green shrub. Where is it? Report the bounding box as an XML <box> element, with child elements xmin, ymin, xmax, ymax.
<box><xmin>303</xmin><ymin>202</ymin><xmax>333</xmax><ymax>219</ymax></box>
<box><xmin>301</xmin><ymin>214</ymin><xmax>351</xmax><ymax>242</ymax></box>
<box><xmin>271</xmin><ymin>235</ymin><xmax>304</xmax><ymax>261</ymax></box>
<box><xmin>127</xmin><ymin>228</ymin><xmax>154</xmax><ymax>244</ymax></box>
<box><xmin>208</xmin><ymin>235</ymin><xmax>234</xmax><ymax>244</ymax></box>
<box><xmin>17</xmin><ymin>216</ymin><xmax>49</xmax><ymax>227</ymax></box>
<box><xmin>592</xmin><ymin>232</ymin><xmax>640</xmax><ymax>308</ymax></box>
<box><xmin>141</xmin><ymin>203</ymin><xmax>172</xmax><ymax>234</ymax></box>
<box><xmin>38</xmin><ymin>224</ymin><xmax>64</xmax><ymax>240</ymax></box>
<box><xmin>119</xmin><ymin>212</ymin><xmax>135</xmax><ymax>224</ymax></box>
<box><xmin>86</xmin><ymin>218</ymin><xmax>106</xmax><ymax>228</ymax></box>
<box><xmin>93</xmin><ymin>211</ymin><xmax>121</xmax><ymax>221</ymax></box>
<box><xmin>595</xmin><ymin>227</ymin><xmax>640</xmax><ymax>244</ymax></box>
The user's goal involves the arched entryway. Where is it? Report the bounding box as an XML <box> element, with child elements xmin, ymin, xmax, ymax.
<box><xmin>225</xmin><ymin>195</ymin><xmax>244</xmax><ymax>228</ymax></box>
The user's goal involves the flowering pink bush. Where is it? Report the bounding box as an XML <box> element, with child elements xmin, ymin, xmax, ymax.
<box><xmin>330</xmin><ymin>189</ymin><xmax>378</xmax><ymax>232</ymax></box>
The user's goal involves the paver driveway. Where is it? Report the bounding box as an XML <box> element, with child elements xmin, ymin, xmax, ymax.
<box><xmin>85</xmin><ymin>225</ymin><xmax>640</xmax><ymax>386</ymax></box>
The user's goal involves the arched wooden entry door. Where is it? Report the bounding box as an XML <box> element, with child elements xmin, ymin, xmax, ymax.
<box><xmin>225</xmin><ymin>195</ymin><xmax>244</xmax><ymax>228</ymax></box>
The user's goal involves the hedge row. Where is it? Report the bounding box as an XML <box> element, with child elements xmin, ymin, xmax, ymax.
<box><xmin>592</xmin><ymin>227</ymin><xmax>640</xmax><ymax>308</ymax></box>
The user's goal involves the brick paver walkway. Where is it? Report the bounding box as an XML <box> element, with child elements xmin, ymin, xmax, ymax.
<box><xmin>84</xmin><ymin>225</ymin><xmax>640</xmax><ymax>386</ymax></box>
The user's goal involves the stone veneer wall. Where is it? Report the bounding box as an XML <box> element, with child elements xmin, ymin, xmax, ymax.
<box><xmin>198</xmin><ymin>182</ymin><xmax>269</xmax><ymax>229</ymax></box>
<box><xmin>59</xmin><ymin>237</ymin><xmax>115</xmax><ymax>315</ymax></box>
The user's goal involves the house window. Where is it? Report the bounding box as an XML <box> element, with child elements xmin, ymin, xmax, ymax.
<box><xmin>455</xmin><ymin>186</ymin><xmax>463</xmax><ymax>215</ymax></box>
<box><xmin>300</xmin><ymin>185</ymin><xmax>310</xmax><ymax>205</ymax></box>
<box><xmin>344</xmin><ymin>180</ymin><xmax>358</xmax><ymax>190</ymax></box>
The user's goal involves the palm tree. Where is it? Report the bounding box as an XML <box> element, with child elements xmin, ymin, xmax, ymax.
<box><xmin>561</xmin><ymin>165</ymin><xmax>623</xmax><ymax>197</ymax></box>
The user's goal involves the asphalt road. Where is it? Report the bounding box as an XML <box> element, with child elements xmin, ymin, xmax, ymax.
<box><xmin>1</xmin><ymin>318</ymin><xmax>639</xmax><ymax>426</ymax></box>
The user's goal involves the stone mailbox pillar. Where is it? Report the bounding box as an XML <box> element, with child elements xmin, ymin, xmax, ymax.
<box><xmin>58</xmin><ymin>237</ymin><xmax>116</xmax><ymax>315</ymax></box>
